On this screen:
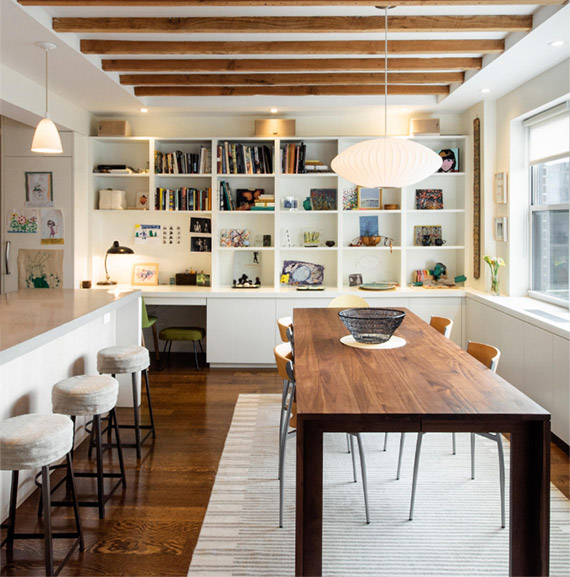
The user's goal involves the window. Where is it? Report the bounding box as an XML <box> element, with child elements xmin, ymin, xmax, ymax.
<box><xmin>526</xmin><ymin>104</ymin><xmax>570</xmax><ymax>307</ymax></box>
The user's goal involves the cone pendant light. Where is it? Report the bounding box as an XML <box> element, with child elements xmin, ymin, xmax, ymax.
<box><xmin>331</xmin><ymin>7</ymin><xmax>441</xmax><ymax>187</ymax></box>
<box><xmin>31</xmin><ymin>42</ymin><xmax>63</xmax><ymax>154</ymax></box>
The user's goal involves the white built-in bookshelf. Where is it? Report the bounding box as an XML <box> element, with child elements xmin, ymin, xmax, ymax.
<box><xmin>89</xmin><ymin>135</ymin><xmax>468</xmax><ymax>289</ymax></box>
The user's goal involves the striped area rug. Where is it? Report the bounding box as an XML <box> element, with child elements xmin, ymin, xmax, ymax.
<box><xmin>188</xmin><ymin>394</ymin><xmax>570</xmax><ymax>577</ymax></box>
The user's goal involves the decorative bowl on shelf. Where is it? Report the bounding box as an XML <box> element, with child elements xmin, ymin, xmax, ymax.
<box><xmin>338</xmin><ymin>308</ymin><xmax>406</xmax><ymax>344</ymax></box>
<box><xmin>361</xmin><ymin>235</ymin><xmax>381</xmax><ymax>246</ymax></box>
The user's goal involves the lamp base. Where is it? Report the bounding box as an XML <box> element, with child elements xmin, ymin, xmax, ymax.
<box><xmin>96</xmin><ymin>280</ymin><xmax>117</xmax><ymax>286</ymax></box>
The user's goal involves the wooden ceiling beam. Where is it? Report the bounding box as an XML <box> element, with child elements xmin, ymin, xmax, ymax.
<box><xmin>82</xmin><ymin>39</ymin><xmax>504</xmax><ymax>55</ymax></box>
<box><xmin>19</xmin><ymin>1</ymin><xmax>567</xmax><ymax>6</ymax></box>
<box><xmin>134</xmin><ymin>84</ymin><xmax>450</xmax><ymax>96</ymax></box>
<box><xmin>103</xmin><ymin>56</ymin><xmax>482</xmax><ymax>72</ymax></box>
<box><xmin>53</xmin><ymin>15</ymin><xmax>531</xmax><ymax>34</ymax></box>
<box><xmin>120</xmin><ymin>71</ymin><xmax>464</xmax><ymax>85</ymax></box>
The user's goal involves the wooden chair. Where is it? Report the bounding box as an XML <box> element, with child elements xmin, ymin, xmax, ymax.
<box><xmin>141</xmin><ymin>297</ymin><xmax>160</xmax><ymax>367</ymax></box>
<box><xmin>328</xmin><ymin>294</ymin><xmax>369</xmax><ymax>308</ymax></box>
<box><xmin>407</xmin><ymin>341</ymin><xmax>505</xmax><ymax>528</ymax></box>
<box><xmin>274</xmin><ymin>342</ymin><xmax>370</xmax><ymax>527</ymax></box>
<box><xmin>277</xmin><ymin>316</ymin><xmax>292</xmax><ymax>343</ymax></box>
<box><xmin>430</xmin><ymin>315</ymin><xmax>454</xmax><ymax>339</ymax></box>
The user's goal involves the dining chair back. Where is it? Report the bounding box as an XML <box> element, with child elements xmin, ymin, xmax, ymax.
<box><xmin>430</xmin><ymin>316</ymin><xmax>453</xmax><ymax>339</ymax></box>
<box><xmin>328</xmin><ymin>294</ymin><xmax>369</xmax><ymax>308</ymax></box>
<box><xmin>467</xmin><ymin>341</ymin><xmax>501</xmax><ymax>373</ymax></box>
<box><xmin>277</xmin><ymin>316</ymin><xmax>293</xmax><ymax>343</ymax></box>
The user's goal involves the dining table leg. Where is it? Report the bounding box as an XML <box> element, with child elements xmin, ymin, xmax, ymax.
<box><xmin>509</xmin><ymin>419</ymin><xmax>550</xmax><ymax>576</ymax></box>
<box><xmin>296</xmin><ymin>418</ymin><xmax>323</xmax><ymax>577</ymax></box>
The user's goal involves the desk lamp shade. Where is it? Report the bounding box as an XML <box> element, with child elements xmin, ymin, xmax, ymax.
<box><xmin>97</xmin><ymin>241</ymin><xmax>134</xmax><ymax>286</ymax></box>
<box><xmin>331</xmin><ymin>7</ymin><xmax>441</xmax><ymax>188</ymax></box>
<box><xmin>31</xmin><ymin>42</ymin><xmax>63</xmax><ymax>154</ymax></box>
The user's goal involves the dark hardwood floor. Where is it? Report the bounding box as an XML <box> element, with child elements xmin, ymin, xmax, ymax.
<box><xmin>1</xmin><ymin>355</ymin><xmax>568</xmax><ymax>576</ymax></box>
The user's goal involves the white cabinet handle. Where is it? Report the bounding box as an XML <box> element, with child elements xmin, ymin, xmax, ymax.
<box><xmin>5</xmin><ymin>240</ymin><xmax>11</xmax><ymax>275</ymax></box>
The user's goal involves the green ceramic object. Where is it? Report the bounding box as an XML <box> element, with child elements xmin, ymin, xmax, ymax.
<box><xmin>303</xmin><ymin>197</ymin><xmax>312</xmax><ymax>210</ymax></box>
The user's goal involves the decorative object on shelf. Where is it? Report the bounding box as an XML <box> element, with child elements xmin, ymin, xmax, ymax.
<box><xmin>81</xmin><ymin>280</ymin><xmax>91</xmax><ymax>289</ymax></box>
<box><xmin>473</xmin><ymin>117</ymin><xmax>481</xmax><ymax>279</ymax></box>
<box><xmin>484</xmin><ymin>255</ymin><xmax>505</xmax><ymax>296</ymax></box>
<box><xmin>325</xmin><ymin>240</ymin><xmax>336</xmax><ymax>247</ymax></box>
<box><xmin>410</xmin><ymin>118</ymin><xmax>440</xmax><ymax>136</ymax></box>
<box><xmin>18</xmin><ymin>248</ymin><xmax>62</xmax><ymax>289</ymax></box>
<box><xmin>176</xmin><ymin>271</ymin><xmax>197</xmax><ymax>285</ymax></box>
<box><xmin>432</xmin><ymin>262</ymin><xmax>447</xmax><ymax>281</ymax></box>
<box><xmin>97</xmin><ymin>241</ymin><xmax>134</xmax><ymax>286</ymax></box>
<box><xmin>295</xmin><ymin>285</ymin><xmax>325</xmax><ymax>291</ymax></box>
<box><xmin>25</xmin><ymin>172</ymin><xmax>54</xmax><ymax>208</ymax></box>
<box><xmin>343</xmin><ymin>187</ymin><xmax>358</xmax><ymax>211</ymax></box>
<box><xmin>31</xmin><ymin>42</ymin><xmax>62</xmax><ymax>154</ymax></box>
<box><xmin>98</xmin><ymin>189</ymin><xmax>127</xmax><ymax>210</ymax></box>
<box><xmin>362</xmin><ymin>236</ymin><xmax>381</xmax><ymax>246</ymax></box>
<box><xmin>191</xmin><ymin>237</ymin><xmax>212</xmax><ymax>252</ymax></box>
<box><xmin>220</xmin><ymin>229</ymin><xmax>251</xmax><ymax>247</ymax></box>
<box><xmin>97</xmin><ymin>120</ymin><xmax>132</xmax><ymax>137</ymax></box>
<box><xmin>360</xmin><ymin>215</ymin><xmax>379</xmax><ymax>237</ymax></box>
<box><xmin>283</xmin><ymin>196</ymin><xmax>298</xmax><ymax>210</ymax></box>
<box><xmin>131</xmin><ymin>262</ymin><xmax>158</xmax><ymax>286</ymax></box>
<box><xmin>281</xmin><ymin>260</ymin><xmax>324</xmax><ymax>286</ymax></box>
<box><xmin>233</xmin><ymin>251</ymin><xmax>261</xmax><ymax>288</ymax></box>
<box><xmin>196</xmin><ymin>272</ymin><xmax>211</xmax><ymax>287</ymax></box>
<box><xmin>236</xmin><ymin>188</ymin><xmax>263</xmax><ymax>210</ymax></box>
<box><xmin>40</xmin><ymin>209</ymin><xmax>64</xmax><ymax>245</ymax></box>
<box><xmin>303</xmin><ymin>230</ymin><xmax>320</xmax><ymax>247</ymax></box>
<box><xmin>310</xmin><ymin>188</ymin><xmax>337</xmax><ymax>211</ymax></box>
<box><xmin>255</xmin><ymin>118</ymin><xmax>295</xmax><ymax>137</ymax></box>
<box><xmin>330</xmin><ymin>9</ymin><xmax>441</xmax><ymax>188</ymax></box>
<box><xmin>7</xmin><ymin>209</ymin><xmax>38</xmax><ymax>234</ymax></box>
<box><xmin>495</xmin><ymin>172</ymin><xmax>508</xmax><ymax>204</ymax></box>
<box><xmin>254</xmin><ymin>234</ymin><xmax>272</xmax><ymax>247</ymax></box>
<box><xmin>338</xmin><ymin>307</ymin><xmax>406</xmax><ymax>344</ymax></box>
<box><xmin>263</xmin><ymin>234</ymin><xmax>272</xmax><ymax>247</ymax></box>
<box><xmin>357</xmin><ymin>187</ymin><xmax>382</xmax><ymax>210</ymax></box>
<box><xmin>302</xmin><ymin>197</ymin><xmax>312</xmax><ymax>211</ymax></box>
<box><xmin>383</xmin><ymin>203</ymin><xmax>399</xmax><ymax>210</ymax></box>
<box><xmin>415</xmin><ymin>189</ymin><xmax>443</xmax><ymax>210</ymax></box>
<box><xmin>494</xmin><ymin>217</ymin><xmax>508</xmax><ymax>242</ymax></box>
<box><xmin>349</xmin><ymin>273</ymin><xmax>363</xmax><ymax>286</ymax></box>
<box><xmin>414</xmin><ymin>225</ymin><xmax>442</xmax><ymax>246</ymax></box>
<box><xmin>190</xmin><ymin>217</ymin><xmax>211</xmax><ymax>234</ymax></box>
<box><xmin>135</xmin><ymin>192</ymin><xmax>149</xmax><ymax>210</ymax></box>
<box><xmin>434</xmin><ymin>238</ymin><xmax>447</xmax><ymax>246</ymax></box>
<box><xmin>135</xmin><ymin>224</ymin><xmax>161</xmax><ymax>245</ymax></box>
<box><xmin>437</xmin><ymin>149</ymin><xmax>459</xmax><ymax>173</ymax></box>
<box><xmin>358</xmin><ymin>281</ymin><xmax>398</xmax><ymax>291</ymax></box>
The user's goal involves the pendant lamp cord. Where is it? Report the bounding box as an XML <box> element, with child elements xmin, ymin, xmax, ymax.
<box><xmin>44</xmin><ymin>47</ymin><xmax>49</xmax><ymax>118</ymax></box>
<box><xmin>384</xmin><ymin>6</ymin><xmax>388</xmax><ymax>139</ymax></box>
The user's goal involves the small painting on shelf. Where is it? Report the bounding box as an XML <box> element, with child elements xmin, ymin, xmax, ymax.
<box><xmin>220</xmin><ymin>229</ymin><xmax>251</xmax><ymax>247</ymax></box>
<box><xmin>357</xmin><ymin>187</ymin><xmax>382</xmax><ymax>210</ymax></box>
<box><xmin>437</xmin><ymin>149</ymin><xmax>459</xmax><ymax>173</ymax></box>
<box><xmin>233</xmin><ymin>251</ymin><xmax>261</xmax><ymax>287</ymax></box>
<box><xmin>359</xmin><ymin>215</ymin><xmax>379</xmax><ymax>237</ymax></box>
<box><xmin>415</xmin><ymin>189</ymin><xmax>443</xmax><ymax>210</ymax></box>
<box><xmin>281</xmin><ymin>260</ymin><xmax>324</xmax><ymax>286</ymax></box>
<box><xmin>309</xmin><ymin>188</ymin><xmax>337</xmax><ymax>211</ymax></box>
<box><xmin>413</xmin><ymin>225</ymin><xmax>442</xmax><ymax>246</ymax></box>
<box><xmin>132</xmin><ymin>263</ymin><xmax>159</xmax><ymax>286</ymax></box>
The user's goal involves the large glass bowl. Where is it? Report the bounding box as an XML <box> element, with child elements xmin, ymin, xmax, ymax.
<box><xmin>338</xmin><ymin>308</ymin><xmax>406</xmax><ymax>344</ymax></box>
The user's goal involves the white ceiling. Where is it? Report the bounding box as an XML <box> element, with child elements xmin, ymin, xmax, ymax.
<box><xmin>1</xmin><ymin>0</ymin><xmax>569</xmax><ymax>122</ymax></box>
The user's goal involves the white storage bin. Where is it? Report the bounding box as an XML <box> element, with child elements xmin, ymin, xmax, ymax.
<box><xmin>99</xmin><ymin>189</ymin><xmax>127</xmax><ymax>210</ymax></box>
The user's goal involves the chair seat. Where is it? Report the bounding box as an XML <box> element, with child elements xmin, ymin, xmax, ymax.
<box><xmin>52</xmin><ymin>375</ymin><xmax>119</xmax><ymax>416</ymax></box>
<box><xmin>159</xmin><ymin>327</ymin><xmax>205</xmax><ymax>341</ymax></box>
<box><xmin>142</xmin><ymin>314</ymin><xmax>158</xmax><ymax>329</ymax></box>
<box><xmin>0</xmin><ymin>414</ymin><xmax>73</xmax><ymax>471</ymax></box>
<box><xmin>97</xmin><ymin>345</ymin><xmax>150</xmax><ymax>374</ymax></box>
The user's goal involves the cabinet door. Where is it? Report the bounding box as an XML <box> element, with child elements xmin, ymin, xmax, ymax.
<box><xmin>207</xmin><ymin>297</ymin><xmax>276</xmax><ymax>364</ymax></box>
<box><xmin>408</xmin><ymin>297</ymin><xmax>462</xmax><ymax>346</ymax></box>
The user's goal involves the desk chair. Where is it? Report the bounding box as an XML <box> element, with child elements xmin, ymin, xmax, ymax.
<box><xmin>141</xmin><ymin>297</ymin><xmax>160</xmax><ymax>367</ymax></box>
<box><xmin>159</xmin><ymin>326</ymin><xmax>206</xmax><ymax>371</ymax></box>
<box><xmin>275</xmin><ymin>343</ymin><xmax>370</xmax><ymax>528</ymax></box>
<box><xmin>408</xmin><ymin>341</ymin><xmax>505</xmax><ymax>528</ymax></box>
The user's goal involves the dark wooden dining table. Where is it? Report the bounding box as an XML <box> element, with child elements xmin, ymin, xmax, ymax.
<box><xmin>293</xmin><ymin>307</ymin><xmax>551</xmax><ymax>576</ymax></box>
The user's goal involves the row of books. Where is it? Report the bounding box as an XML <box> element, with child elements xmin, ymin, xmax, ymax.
<box><xmin>219</xmin><ymin>181</ymin><xmax>236</xmax><ymax>211</ymax></box>
<box><xmin>155</xmin><ymin>187</ymin><xmax>212</xmax><ymax>211</ymax></box>
<box><xmin>216</xmin><ymin>142</ymin><xmax>273</xmax><ymax>175</ymax></box>
<box><xmin>154</xmin><ymin>147</ymin><xmax>210</xmax><ymax>175</ymax></box>
<box><xmin>281</xmin><ymin>143</ymin><xmax>331</xmax><ymax>173</ymax></box>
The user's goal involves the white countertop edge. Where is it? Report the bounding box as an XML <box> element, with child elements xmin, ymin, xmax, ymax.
<box><xmin>0</xmin><ymin>290</ymin><xmax>141</xmax><ymax>366</ymax></box>
<box><xmin>465</xmin><ymin>290</ymin><xmax>570</xmax><ymax>340</ymax></box>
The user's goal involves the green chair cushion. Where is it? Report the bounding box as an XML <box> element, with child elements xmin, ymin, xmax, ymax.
<box><xmin>159</xmin><ymin>326</ymin><xmax>205</xmax><ymax>341</ymax></box>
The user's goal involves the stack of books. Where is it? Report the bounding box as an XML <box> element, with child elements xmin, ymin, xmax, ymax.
<box><xmin>304</xmin><ymin>160</ymin><xmax>330</xmax><ymax>172</ymax></box>
<box><xmin>251</xmin><ymin>194</ymin><xmax>275</xmax><ymax>211</ymax></box>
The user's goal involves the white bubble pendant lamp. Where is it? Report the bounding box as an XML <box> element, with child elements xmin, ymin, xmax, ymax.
<box><xmin>331</xmin><ymin>7</ymin><xmax>441</xmax><ymax>188</ymax></box>
<box><xmin>31</xmin><ymin>42</ymin><xmax>63</xmax><ymax>154</ymax></box>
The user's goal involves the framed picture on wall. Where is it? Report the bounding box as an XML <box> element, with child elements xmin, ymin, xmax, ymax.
<box><xmin>494</xmin><ymin>172</ymin><xmax>508</xmax><ymax>204</ymax></box>
<box><xmin>495</xmin><ymin>217</ymin><xmax>508</xmax><ymax>241</ymax></box>
<box><xmin>25</xmin><ymin>172</ymin><xmax>54</xmax><ymax>207</ymax></box>
<box><xmin>132</xmin><ymin>262</ymin><xmax>159</xmax><ymax>286</ymax></box>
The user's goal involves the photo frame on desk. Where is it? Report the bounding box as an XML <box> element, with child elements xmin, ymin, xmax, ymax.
<box><xmin>132</xmin><ymin>263</ymin><xmax>159</xmax><ymax>286</ymax></box>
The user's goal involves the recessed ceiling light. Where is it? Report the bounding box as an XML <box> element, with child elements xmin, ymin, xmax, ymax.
<box><xmin>270</xmin><ymin>108</ymin><xmax>279</xmax><ymax>114</ymax></box>
<box><xmin>549</xmin><ymin>40</ymin><xmax>565</xmax><ymax>47</ymax></box>
<box><xmin>480</xmin><ymin>88</ymin><xmax>491</xmax><ymax>94</ymax></box>
<box><xmin>139</xmin><ymin>107</ymin><xmax>148</xmax><ymax>113</ymax></box>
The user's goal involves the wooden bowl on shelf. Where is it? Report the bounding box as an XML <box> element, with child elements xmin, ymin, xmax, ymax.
<box><xmin>361</xmin><ymin>236</ymin><xmax>381</xmax><ymax>246</ymax></box>
<box><xmin>383</xmin><ymin>204</ymin><xmax>399</xmax><ymax>210</ymax></box>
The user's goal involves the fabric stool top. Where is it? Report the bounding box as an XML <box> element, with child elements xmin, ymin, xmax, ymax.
<box><xmin>97</xmin><ymin>345</ymin><xmax>150</xmax><ymax>374</ymax></box>
<box><xmin>53</xmin><ymin>374</ymin><xmax>119</xmax><ymax>416</ymax></box>
<box><xmin>159</xmin><ymin>327</ymin><xmax>205</xmax><ymax>341</ymax></box>
<box><xmin>0</xmin><ymin>413</ymin><xmax>73</xmax><ymax>471</ymax></box>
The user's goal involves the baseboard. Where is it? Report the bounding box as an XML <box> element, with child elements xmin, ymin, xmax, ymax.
<box><xmin>552</xmin><ymin>432</ymin><xmax>569</xmax><ymax>455</ymax></box>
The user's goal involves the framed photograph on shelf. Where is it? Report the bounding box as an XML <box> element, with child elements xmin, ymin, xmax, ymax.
<box><xmin>132</xmin><ymin>263</ymin><xmax>159</xmax><ymax>286</ymax></box>
<box><xmin>413</xmin><ymin>225</ymin><xmax>442</xmax><ymax>246</ymax></box>
<box><xmin>494</xmin><ymin>172</ymin><xmax>508</xmax><ymax>204</ymax></box>
<box><xmin>415</xmin><ymin>189</ymin><xmax>443</xmax><ymax>210</ymax></box>
<box><xmin>357</xmin><ymin>187</ymin><xmax>382</xmax><ymax>210</ymax></box>
<box><xmin>495</xmin><ymin>217</ymin><xmax>508</xmax><ymax>241</ymax></box>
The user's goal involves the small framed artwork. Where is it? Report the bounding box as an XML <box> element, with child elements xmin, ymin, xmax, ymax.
<box><xmin>357</xmin><ymin>187</ymin><xmax>382</xmax><ymax>210</ymax></box>
<box><xmin>495</xmin><ymin>172</ymin><xmax>508</xmax><ymax>204</ymax></box>
<box><xmin>415</xmin><ymin>189</ymin><xmax>443</xmax><ymax>210</ymax></box>
<box><xmin>25</xmin><ymin>172</ymin><xmax>54</xmax><ymax>207</ymax></box>
<box><xmin>495</xmin><ymin>217</ymin><xmax>508</xmax><ymax>241</ymax></box>
<box><xmin>437</xmin><ymin>148</ymin><xmax>459</xmax><ymax>173</ymax></box>
<box><xmin>190</xmin><ymin>217</ymin><xmax>211</xmax><ymax>234</ymax></box>
<box><xmin>191</xmin><ymin>237</ymin><xmax>212</xmax><ymax>252</ymax></box>
<box><xmin>132</xmin><ymin>263</ymin><xmax>159</xmax><ymax>286</ymax></box>
<box><xmin>414</xmin><ymin>225</ymin><xmax>442</xmax><ymax>246</ymax></box>
<box><xmin>135</xmin><ymin>192</ymin><xmax>150</xmax><ymax>210</ymax></box>
<box><xmin>310</xmin><ymin>188</ymin><xmax>337</xmax><ymax>211</ymax></box>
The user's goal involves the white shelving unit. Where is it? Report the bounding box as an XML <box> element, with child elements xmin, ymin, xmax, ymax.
<box><xmin>89</xmin><ymin>135</ymin><xmax>468</xmax><ymax>289</ymax></box>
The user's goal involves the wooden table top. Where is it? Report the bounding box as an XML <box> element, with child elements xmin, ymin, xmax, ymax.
<box><xmin>293</xmin><ymin>307</ymin><xmax>549</xmax><ymax>422</ymax></box>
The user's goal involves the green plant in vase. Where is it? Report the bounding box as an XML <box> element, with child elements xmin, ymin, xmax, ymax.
<box><xmin>484</xmin><ymin>255</ymin><xmax>505</xmax><ymax>296</ymax></box>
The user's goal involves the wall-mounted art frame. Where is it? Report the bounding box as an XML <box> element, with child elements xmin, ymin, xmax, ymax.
<box><xmin>495</xmin><ymin>217</ymin><xmax>508</xmax><ymax>242</ymax></box>
<box><xmin>132</xmin><ymin>262</ymin><xmax>159</xmax><ymax>286</ymax></box>
<box><xmin>494</xmin><ymin>172</ymin><xmax>508</xmax><ymax>204</ymax></box>
<box><xmin>25</xmin><ymin>172</ymin><xmax>54</xmax><ymax>207</ymax></box>
<box><xmin>357</xmin><ymin>187</ymin><xmax>382</xmax><ymax>210</ymax></box>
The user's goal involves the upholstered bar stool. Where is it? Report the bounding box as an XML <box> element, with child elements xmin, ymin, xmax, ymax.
<box><xmin>52</xmin><ymin>374</ymin><xmax>126</xmax><ymax>519</ymax></box>
<box><xmin>97</xmin><ymin>345</ymin><xmax>155</xmax><ymax>459</ymax></box>
<box><xmin>0</xmin><ymin>414</ymin><xmax>84</xmax><ymax>576</ymax></box>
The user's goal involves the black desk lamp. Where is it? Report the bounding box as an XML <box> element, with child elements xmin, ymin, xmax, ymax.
<box><xmin>97</xmin><ymin>240</ymin><xmax>134</xmax><ymax>285</ymax></box>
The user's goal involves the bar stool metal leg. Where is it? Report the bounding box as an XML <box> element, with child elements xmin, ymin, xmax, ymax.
<box><xmin>131</xmin><ymin>373</ymin><xmax>142</xmax><ymax>459</ymax></box>
<box><xmin>143</xmin><ymin>369</ymin><xmax>156</xmax><ymax>438</ymax></box>
<box><xmin>5</xmin><ymin>470</ymin><xmax>19</xmax><ymax>551</ymax></box>
<box><xmin>41</xmin><ymin>465</ymin><xmax>54</xmax><ymax>576</ymax></box>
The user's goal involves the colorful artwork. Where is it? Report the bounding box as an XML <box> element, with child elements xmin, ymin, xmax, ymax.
<box><xmin>437</xmin><ymin>148</ymin><xmax>460</xmax><ymax>173</ymax></box>
<box><xmin>343</xmin><ymin>187</ymin><xmax>358</xmax><ymax>211</ymax></box>
<box><xmin>220</xmin><ymin>229</ymin><xmax>251</xmax><ymax>247</ymax></box>
<box><xmin>360</xmin><ymin>215</ymin><xmax>379</xmax><ymax>237</ymax></box>
<box><xmin>236</xmin><ymin>188</ymin><xmax>263</xmax><ymax>210</ymax></box>
<box><xmin>17</xmin><ymin>249</ymin><xmax>62</xmax><ymax>289</ymax></box>
<box><xmin>40</xmin><ymin>209</ymin><xmax>64</xmax><ymax>244</ymax></box>
<box><xmin>135</xmin><ymin>224</ymin><xmax>161</xmax><ymax>245</ymax></box>
<box><xmin>357</xmin><ymin>187</ymin><xmax>382</xmax><ymax>210</ymax></box>
<box><xmin>132</xmin><ymin>263</ymin><xmax>159</xmax><ymax>286</ymax></box>
<box><xmin>281</xmin><ymin>260</ymin><xmax>324</xmax><ymax>286</ymax></box>
<box><xmin>233</xmin><ymin>251</ymin><xmax>261</xmax><ymax>287</ymax></box>
<box><xmin>7</xmin><ymin>209</ymin><xmax>38</xmax><ymax>233</ymax></box>
<box><xmin>310</xmin><ymin>188</ymin><xmax>337</xmax><ymax>211</ymax></box>
<box><xmin>415</xmin><ymin>189</ymin><xmax>443</xmax><ymax>210</ymax></box>
<box><xmin>414</xmin><ymin>225</ymin><xmax>442</xmax><ymax>246</ymax></box>
<box><xmin>25</xmin><ymin>172</ymin><xmax>54</xmax><ymax>207</ymax></box>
